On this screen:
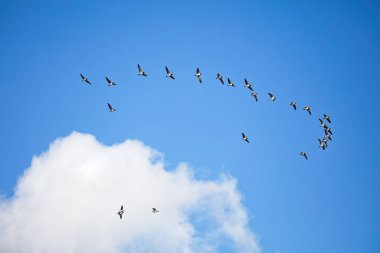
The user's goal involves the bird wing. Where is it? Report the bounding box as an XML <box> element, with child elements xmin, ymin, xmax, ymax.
<box><xmin>268</xmin><ymin>93</ymin><xmax>273</xmax><ymax>98</ymax></box>
<box><xmin>248</xmin><ymin>86</ymin><xmax>253</xmax><ymax>91</ymax></box>
<box><xmin>165</xmin><ymin>66</ymin><xmax>170</xmax><ymax>74</ymax></box>
<box><xmin>138</xmin><ymin>64</ymin><xmax>142</xmax><ymax>72</ymax></box>
<box><xmin>105</xmin><ymin>77</ymin><xmax>111</xmax><ymax>83</ymax></box>
<box><xmin>244</xmin><ymin>79</ymin><xmax>248</xmax><ymax>85</ymax></box>
<box><xmin>108</xmin><ymin>103</ymin><xmax>113</xmax><ymax>110</ymax></box>
<box><xmin>196</xmin><ymin>68</ymin><xmax>200</xmax><ymax>74</ymax></box>
<box><xmin>80</xmin><ymin>73</ymin><xmax>85</xmax><ymax>79</ymax></box>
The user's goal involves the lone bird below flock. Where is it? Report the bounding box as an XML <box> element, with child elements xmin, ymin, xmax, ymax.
<box><xmin>105</xmin><ymin>77</ymin><xmax>117</xmax><ymax>86</ymax></box>
<box><xmin>195</xmin><ymin>68</ymin><xmax>202</xmax><ymax>83</ymax></box>
<box><xmin>244</xmin><ymin>79</ymin><xmax>253</xmax><ymax>91</ymax></box>
<box><xmin>290</xmin><ymin>101</ymin><xmax>297</xmax><ymax>110</ymax></box>
<box><xmin>165</xmin><ymin>66</ymin><xmax>175</xmax><ymax>79</ymax></box>
<box><xmin>242</xmin><ymin>133</ymin><xmax>250</xmax><ymax>143</ymax></box>
<box><xmin>216</xmin><ymin>73</ymin><xmax>224</xmax><ymax>84</ymax></box>
<box><xmin>137</xmin><ymin>64</ymin><xmax>148</xmax><ymax>76</ymax></box>
<box><xmin>251</xmin><ymin>92</ymin><xmax>258</xmax><ymax>102</ymax></box>
<box><xmin>117</xmin><ymin>205</ymin><xmax>124</xmax><ymax>219</ymax></box>
<box><xmin>152</xmin><ymin>208</ymin><xmax>159</xmax><ymax>213</ymax></box>
<box><xmin>227</xmin><ymin>78</ymin><xmax>236</xmax><ymax>87</ymax></box>
<box><xmin>80</xmin><ymin>74</ymin><xmax>92</xmax><ymax>84</ymax></box>
<box><xmin>303</xmin><ymin>106</ymin><xmax>312</xmax><ymax>115</ymax></box>
<box><xmin>107</xmin><ymin>103</ymin><xmax>116</xmax><ymax>112</ymax></box>
<box><xmin>268</xmin><ymin>93</ymin><xmax>276</xmax><ymax>101</ymax></box>
<box><xmin>300</xmin><ymin>152</ymin><xmax>308</xmax><ymax>160</ymax></box>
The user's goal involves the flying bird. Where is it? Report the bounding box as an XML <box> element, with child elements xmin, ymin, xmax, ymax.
<box><xmin>227</xmin><ymin>78</ymin><xmax>236</xmax><ymax>87</ymax></box>
<box><xmin>107</xmin><ymin>103</ymin><xmax>116</xmax><ymax>112</ymax></box>
<box><xmin>303</xmin><ymin>106</ymin><xmax>312</xmax><ymax>115</ymax></box>
<box><xmin>165</xmin><ymin>66</ymin><xmax>175</xmax><ymax>79</ymax></box>
<box><xmin>117</xmin><ymin>205</ymin><xmax>124</xmax><ymax>219</ymax></box>
<box><xmin>216</xmin><ymin>73</ymin><xmax>224</xmax><ymax>84</ymax></box>
<box><xmin>300</xmin><ymin>152</ymin><xmax>308</xmax><ymax>160</ymax></box>
<box><xmin>325</xmin><ymin>127</ymin><xmax>333</xmax><ymax>135</ymax></box>
<box><xmin>319</xmin><ymin>118</ymin><xmax>327</xmax><ymax>128</ymax></box>
<box><xmin>105</xmin><ymin>77</ymin><xmax>117</xmax><ymax>86</ymax></box>
<box><xmin>324</xmin><ymin>129</ymin><xmax>332</xmax><ymax>141</ymax></box>
<box><xmin>195</xmin><ymin>68</ymin><xmax>202</xmax><ymax>83</ymax></box>
<box><xmin>80</xmin><ymin>73</ymin><xmax>92</xmax><ymax>85</ymax></box>
<box><xmin>268</xmin><ymin>93</ymin><xmax>276</xmax><ymax>101</ymax></box>
<box><xmin>290</xmin><ymin>101</ymin><xmax>297</xmax><ymax>110</ymax></box>
<box><xmin>244</xmin><ymin>79</ymin><xmax>253</xmax><ymax>91</ymax></box>
<box><xmin>318</xmin><ymin>139</ymin><xmax>326</xmax><ymax>150</ymax></box>
<box><xmin>251</xmin><ymin>92</ymin><xmax>258</xmax><ymax>102</ymax></box>
<box><xmin>152</xmin><ymin>208</ymin><xmax>159</xmax><ymax>213</ymax></box>
<box><xmin>137</xmin><ymin>64</ymin><xmax>148</xmax><ymax>76</ymax></box>
<box><xmin>323</xmin><ymin>114</ymin><xmax>331</xmax><ymax>123</ymax></box>
<box><xmin>242</xmin><ymin>132</ymin><xmax>250</xmax><ymax>143</ymax></box>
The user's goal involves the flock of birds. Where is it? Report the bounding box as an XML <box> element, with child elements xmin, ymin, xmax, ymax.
<box><xmin>80</xmin><ymin>64</ymin><xmax>334</xmax><ymax>218</ymax></box>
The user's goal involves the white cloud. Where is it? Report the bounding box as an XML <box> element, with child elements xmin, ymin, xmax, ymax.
<box><xmin>0</xmin><ymin>132</ymin><xmax>260</xmax><ymax>253</ymax></box>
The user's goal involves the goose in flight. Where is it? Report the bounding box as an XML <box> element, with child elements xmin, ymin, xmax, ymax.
<box><xmin>319</xmin><ymin>118</ymin><xmax>327</xmax><ymax>128</ymax></box>
<box><xmin>117</xmin><ymin>205</ymin><xmax>124</xmax><ymax>219</ymax></box>
<box><xmin>303</xmin><ymin>106</ymin><xmax>312</xmax><ymax>115</ymax></box>
<box><xmin>165</xmin><ymin>66</ymin><xmax>175</xmax><ymax>79</ymax></box>
<box><xmin>324</xmin><ymin>130</ymin><xmax>332</xmax><ymax>141</ymax></box>
<box><xmin>105</xmin><ymin>77</ymin><xmax>117</xmax><ymax>86</ymax></box>
<box><xmin>323</xmin><ymin>114</ymin><xmax>331</xmax><ymax>123</ymax></box>
<box><xmin>325</xmin><ymin>127</ymin><xmax>333</xmax><ymax>135</ymax></box>
<box><xmin>244</xmin><ymin>79</ymin><xmax>253</xmax><ymax>91</ymax></box>
<box><xmin>137</xmin><ymin>64</ymin><xmax>148</xmax><ymax>76</ymax></box>
<box><xmin>227</xmin><ymin>78</ymin><xmax>236</xmax><ymax>87</ymax></box>
<box><xmin>152</xmin><ymin>208</ymin><xmax>159</xmax><ymax>213</ymax></box>
<box><xmin>195</xmin><ymin>68</ymin><xmax>202</xmax><ymax>83</ymax></box>
<box><xmin>107</xmin><ymin>103</ymin><xmax>116</xmax><ymax>112</ymax></box>
<box><xmin>242</xmin><ymin>132</ymin><xmax>250</xmax><ymax>143</ymax></box>
<box><xmin>251</xmin><ymin>92</ymin><xmax>258</xmax><ymax>102</ymax></box>
<box><xmin>216</xmin><ymin>73</ymin><xmax>224</xmax><ymax>84</ymax></box>
<box><xmin>318</xmin><ymin>139</ymin><xmax>326</xmax><ymax>150</ymax></box>
<box><xmin>290</xmin><ymin>101</ymin><xmax>297</xmax><ymax>110</ymax></box>
<box><xmin>80</xmin><ymin>74</ymin><xmax>92</xmax><ymax>85</ymax></box>
<box><xmin>268</xmin><ymin>93</ymin><xmax>276</xmax><ymax>101</ymax></box>
<box><xmin>300</xmin><ymin>152</ymin><xmax>308</xmax><ymax>160</ymax></box>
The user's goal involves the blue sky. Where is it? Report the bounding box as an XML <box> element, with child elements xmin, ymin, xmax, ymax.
<box><xmin>1</xmin><ymin>0</ymin><xmax>380</xmax><ymax>252</ymax></box>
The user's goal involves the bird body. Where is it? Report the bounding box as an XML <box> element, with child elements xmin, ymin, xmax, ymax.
<box><xmin>165</xmin><ymin>66</ymin><xmax>175</xmax><ymax>79</ymax></box>
<box><xmin>80</xmin><ymin>73</ymin><xmax>91</xmax><ymax>84</ymax></box>
<box><xmin>107</xmin><ymin>103</ymin><xmax>116</xmax><ymax>112</ymax></box>
<box><xmin>251</xmin><ymin>92</ymin><xmax>258</xmax><ymax>102</ymax></box>
<box><xmin>195</xmin><ymin>68</ymin><xmax>202</xmax><ymax>83</ymax></box>
<box><xmin>227</xmin><ymin>78</ymin><xmax>236</xmax><ymax>87</ymax></box>
<box><xmin>244</xmin><ymin>79</ymin><xmax>253</xmax><ymax>91</ymax></box>
<box><xmin>117</xmin><ymin>205</ymin><xmax>124</xmax><ymax>219</ymax></box>
<box><xmin>216</xmin><ymin>73</ymin><xmax>224</xmax><ymax>84</ymax></box>
<box><xmin>268</xmin><ymin>93</ymin><xmax>276</xmax><ymax>101</ymax></box>
<box><xmin>105</xmin><ymin>77</ymin><xmax>117</xmax><ymax>86</ymax></box>
<box><xmin>300</xmin><ymin>152</ymin><xmax>308</xmax><ymax>160</ymax></box>
<box><xmin>242</xmin><ymin>132</ymin><xmax>250</xmax><ymax>143</ymax></box>
<box><xmin>303</xmin><ymin>106</ymin><xmax>312</xmax><ymax>115</ymax></box>
<box><xmin>290</xmin><ymin>101</ymin><xmax>297</xmax><ymax>110</ymax></box>
<box><xmin>323</xmin><ymin>114</ymin><xmax>331</xmax><ymax>123</ymax></box>
<box><xmin>152</xmin><ymin>208</ymin><xmax>159</xmax><ymax>213</ymax></box>
<box><xmin>137</xmin><ymin>64</ymin><xmax>148</xmax><ymax>76</ymax></box>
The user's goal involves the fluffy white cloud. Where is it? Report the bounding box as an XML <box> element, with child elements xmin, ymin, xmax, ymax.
<box><xmin>0</xmin><ymin>132</ymin><xmax>260</xmax><ymax>253</ymax></box>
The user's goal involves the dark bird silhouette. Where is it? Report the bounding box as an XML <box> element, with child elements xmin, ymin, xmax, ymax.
<box><xmin>117</xmin><ymin>205</ymin><xmax>124</xmax><ymax>219</ymax></box>
<box><xmin>242</xmin><ymin>132</ymin><xmax>250</xmax><ymax>143</ymax></box>
<box><xmin>300</xmin><ymin>152</ymin><xmax>308</xmax><ymax>160</ymax></box>
<box><xmin>323</xmin><ymin>114</ymin><xmax>331</xmax><ymax>123</ymax></box>
<box><xmin>105</xmin><ymin>77</ymin><xmax>117</xmax><ymax>86</ymax></box>
<box><xmin>290</xmin><ymin>101</ymin><xmax>297</xmax><ymax>110</ymax></box>
<box><xmin>268</xmin><ymin>93</ymin><xmax>276</xmax><ymax>101</ymax></box>
<box><xmin>107</xmin><ymin>103</ymin><xmax>116</xmax><ymax>112</ymax></box>
<box><xmin>80</xmin><ymin>74</ymin><xmax>92</xmax><ymax>85</ymax></box>
<box><xmin>195</xmin><ymin>68</ymin><xmax>202</xmax><ymax>83</ymax></box>
<box><xmin>216</xmin><ymin>73</ymin><xmax>224</xmax><ymax>84</ymax></box>
<box><xmin>303</xmin><ymin>106</ymin><xmax>312</xmax><ymax>115</ymax></box>
<box><xmin>319</xmin><ymin>118</ymin><xmax>327</xmax><ymax>128</ymax></box>
<box><xmin>165</xmin><ymin>66</ymin><xmax>175</xmax><ymax>79</ymax></box>
<box><xmin>152</xmin><ymin>208</ymin><xmax>159</xmax><ymax>213</ymax></box>
<box><xmin>227</xmin><ymin>78</ymin><xmax>236</xmax><ymax>87</ymax></box>
<box><xmin>137</xmin><ymin>64</ymin><xmax>148</xmax><ymax>76</ymax></box>
<box><xmin>318</xmin><ymin>139</ymin><xmax>326</xmax><ymax>150</ymax></box>
<box><xmin>251</xmin><ymin>92</ymin><xmax>258</xmax><ymax>102</ymax></box>
<box><xmin>324</xmin><ymin>130</ymin><xmax>332</xmax><ymax>141</ymax></box>
<box><xmin>244</xmin><ymin>79</ymin><xmax>253</xmax><ymax>91</ymax></box>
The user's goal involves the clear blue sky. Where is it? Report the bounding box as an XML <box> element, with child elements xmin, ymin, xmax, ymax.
<box><xmin>1</xmin><ymin>0</ymin><xmax>379</xmax><ymax>252</ymax></box>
